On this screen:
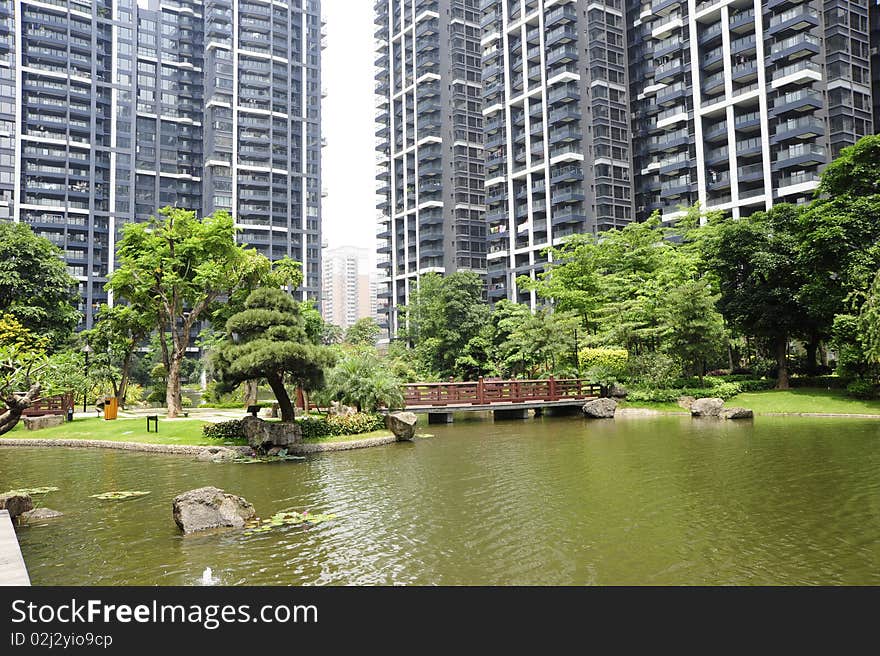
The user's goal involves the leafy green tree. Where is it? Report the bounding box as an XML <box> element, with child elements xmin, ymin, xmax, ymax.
<box><xmin>324</xmin><ymin>349</ymin><xmax>404</xmax><ymax>412</ymax></box>
<box><xmin>212</xmin><ymin>288</ymin><xmax>336</xmax><ymax>421</ymax></box>
<box><xmin>0</xmin><ymin>222</ymin><xmax>80</xmax><ymax>347</ymax></box>
<box><xmin>401</xmin><ymin>272</ymin><xmax>489</xmax><ymax>378</ymax></box>
<box><xmin>0</xmin><ymin>315</ymin><xmax>85</xmax><ymax>435</ymax></box>
<box><xmin>83</xmin><ymin>305</ymin><xmax>154</xmax><ymax>407</ymax></box>
<box><xmin>858</xmin><ymin>270</ymin><xmax>880</xmax><ymax>367</ymax></box>
<box><xmin>107</xmin><ymin>207</ymin><xmax>269</xmax><ymax>417</ymax></box>
<box><xmin>816</xmin><ymin>134</ymin><xmax>880</xmax><ymax>199</ymax></box>
<box><xmin>660</xmin><ymin>278</ymin><xmax>726</xmax><ymax>382</ymax></box>
<box><xmin>700</xmin><ymin>205</ymin><xmax>808</xmax><ymax>388</ymax></box>
<box><xmin>345</xmin><ymin>317</ymin><xmax>382</xmax><ymax>347</ymax></box>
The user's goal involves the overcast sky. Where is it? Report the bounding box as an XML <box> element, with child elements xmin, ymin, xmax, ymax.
<box><xmin>321</xmin><ymin>0</ymin><xmax>377</xmax><ymax>265</ymax></box>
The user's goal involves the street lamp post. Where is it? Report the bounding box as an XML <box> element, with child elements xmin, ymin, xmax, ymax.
<box><xmin>82</xmin><ymin>343</ymin><xmax>93</xmax><ymax>414</ymax></box>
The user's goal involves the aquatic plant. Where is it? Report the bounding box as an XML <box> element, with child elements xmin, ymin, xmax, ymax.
<box><xmin>90</xmin><ymin>490</ymin><xmax>150</xmax><ymax>501</ymax></box>
<box><xmin>244</xmin><ymin>510</ymin><xmax>335</xmax><ymax>536</ymax></box>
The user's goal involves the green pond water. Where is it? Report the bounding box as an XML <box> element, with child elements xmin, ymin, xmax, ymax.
<box><xmin>3</xmin><ymin>414</ymin><xmax>880</xmax><ymax>585</ymax></box>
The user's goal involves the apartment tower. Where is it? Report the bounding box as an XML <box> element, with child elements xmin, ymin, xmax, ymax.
<box><xmin>374</xmin><ymin>0</ymin><xmax>486</xmax><ymax>336</ymax></box>
<box><xmin>481</xmin><ymin>0</ymin><xmax>635</xmax><ymax>308</ymax></box>
<box><xmin>629</xmin><ymin>0</ymin><xmax>874</xmax><ymax>223</ymax></box>
<box><xmin>0</xmin><ymin>0</ymin><xmax>323</xmax><ymax>327</ymax></box>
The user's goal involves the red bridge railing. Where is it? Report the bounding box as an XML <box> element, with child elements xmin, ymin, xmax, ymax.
<box><xmin>18</xmin><ymin>391</ymin><xmax>75</xmax><ymax>417</ymax></box>
<box><xmin>403</xmin><ymin>377</ymin><xmax>601</xmax><ymax>408</ymax></box>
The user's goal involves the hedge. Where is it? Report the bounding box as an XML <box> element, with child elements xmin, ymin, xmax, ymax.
<box><xmin>627</xmin><ymin>378</ymin><xmax>775</xmax><ymax>403</ymax></box>
<box><xmin>203</xmin><ymin>420</ymin><xmax>245</xmax><ymax>440</ymax></box>
<box><xmin>298</xmin><ymin>413</ymin><xmax>386</xmax><ymax>440</ymax></box>
<box><xmin>203</xmin><ymin>414</ymin><xmax>387</xmax><ymax>441</ymax></box>
<box><xmin>579</xmin><ymin>348</ymin><xmax>628</xmax><ymax>373</ymax></box>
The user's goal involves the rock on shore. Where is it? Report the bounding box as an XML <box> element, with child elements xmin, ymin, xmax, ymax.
<box><xmin>386</xmin><ymin>412</ymin><xmax>418</xmax><ymax>441</ymax></box>
<box><xmin>721</xmin><ymin>407</ymin><xmax>754</xmax><ymax>420</ymax></box>
<box><xmin>691</xmin><ymin>398</ymin><xmax>724</xmax><ymax>417</ymax></box>
<box><xmin>0</xmin><ymin>493</ymin><xmax>34</xmax><ymax>519</ymax></box>
<box><xmin>583</xmin><ymin>398</ymin><xmax>618</xmax><ymax>419</ymax></box>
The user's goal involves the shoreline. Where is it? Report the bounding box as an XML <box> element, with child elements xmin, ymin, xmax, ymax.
<box><xmin>0</xmin><ymin>435</ymin><xmax>404</xmax><ymax>456</ymax></box>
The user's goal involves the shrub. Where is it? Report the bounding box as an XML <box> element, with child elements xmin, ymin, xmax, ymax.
<box><xmin>625</xmin><ymin>351</ymin><xmax>679</xmax><ymax>389</ymax></box>
<box><xmin>203</xmin><ymin>420</ymin><xmax>245</xmax><ymax>440</ymax></box>
<box><xmin>298</xmin><ymin>413</ymin><xmax>386</xmax><ymax>439</ymax></box>
<box><xmin>626</xmin><ymin>379</ymin><xmax>771</xmax><ymax>403</ymax></box>
<box><xmin>580</xmin><ymin>348</ymin><xmax>628</xmax><ymax>378</ymax></box>
<box><xmin>846</xmin><ymin>380</ymin><xmax>877</xmax><ymax>400</ymax></box>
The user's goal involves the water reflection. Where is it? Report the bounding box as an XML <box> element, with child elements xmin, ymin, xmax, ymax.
<box><xmin>3</xmin><ymin>414</ymin><xmax>880</xmax><ymax>585</ymax></box>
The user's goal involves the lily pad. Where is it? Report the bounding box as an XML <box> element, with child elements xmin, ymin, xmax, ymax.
<box><xmin>244</xmin><ymin>509</ymin><xmax>335</xmax><ymax>536</ymax></box>
<box><xmin>2</xmin><ymin>486</ymin><xmax>59</xmax><ymax>496</ymax></box>
<box><xmin>90</xmin><ymin>490</ymin><xmax>151</xmax><ymax>501</ymax></box>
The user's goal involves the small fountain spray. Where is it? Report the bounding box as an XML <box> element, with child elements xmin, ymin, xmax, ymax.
<box><xmin>201</xmin><ymin>567</ymin><xmax>216</xmax><ymax>586</ymax></box>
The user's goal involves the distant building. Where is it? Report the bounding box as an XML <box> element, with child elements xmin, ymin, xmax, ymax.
<box><xmin>0</xmin><ymin>0</ymin><xmax>324</xmax><ymax>327</ymax></box>
<box><xmin>322</xmin><ymin>245</ymin><xmax>375</xmax><ymax>330</ymax></box>
<box><xmin>374</xmin><ymin>0</ymin><xmax>487</xmax><ymax>336</ymax></box>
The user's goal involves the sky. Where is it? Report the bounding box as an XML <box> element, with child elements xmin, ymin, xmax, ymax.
<box><xmin>321</xmin><ymin>0</ymin><xmax>377</xmax><ymax>265</ymax></box>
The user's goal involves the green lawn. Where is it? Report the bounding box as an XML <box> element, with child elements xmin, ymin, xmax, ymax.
<box><xmin>728</xmin><ymin>389</ymin><xmax>880</xmax><ymax>415</ymax></box>
<box><xmin>624</xmin><ymin>388</ymin><xmax>880</xmax><ymax>416</ymax></box>
<box><xmin>3</xmin><ymin>417</ymin><xmax>244</xmax><ymax>446</ymax></box>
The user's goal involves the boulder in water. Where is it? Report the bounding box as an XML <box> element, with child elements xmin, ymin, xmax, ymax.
<box><xmin>172</xmin><ymin>487</ymin><xmax>256</xmax><ymax>534</ymax></box>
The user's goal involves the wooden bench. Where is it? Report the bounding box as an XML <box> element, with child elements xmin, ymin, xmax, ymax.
<box><xmin>146</xmin><ymin>415</ymin><xmax>158</xmax><ymax>433</ymax></box>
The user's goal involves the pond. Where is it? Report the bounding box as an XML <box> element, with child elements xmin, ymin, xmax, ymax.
<box><xmin>3</xmin><ymin>414</ymin><xmax>880</xmax><ymax>585</ymax></box>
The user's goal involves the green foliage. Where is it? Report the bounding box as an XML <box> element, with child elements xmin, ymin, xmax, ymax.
<box><xmin>858</xmin><ymin>270</ymin><xmax>880</xmax><ymax>364</ymax></box>
<box><xmin>323</xmin><ymin>349</ymin><xmax>404</xmax><ymax>412</ymax></box>
<box><xmin>401</xmin><ymin>272</ymin><xmax>490</xmax><ymax>379</ymax></box>
<box><xmin>298</xmin><ymin>413</ymin><xmax>385</xmax><ymax>439</ymax></box>
<box><xmin>202</xmin><ymin>420</ymin><xmax>245</xmax><ymax>440</ymax></box>
<box><xmin>845</xmin><ymin>379</ymin><xmax>877</xmax><ymax>400</ymax></box>
<box><xmin>107</xmin><ymin>207</ymin><xmax>270</xmax><ymax>416</ymax></box>
<box><xmin>579</xmin><ymin>348</ymin><xmax>628</xmax><ymax>377</ymax></box>
<box><xmin>625</xmin><ymin>351</ymin><xmax>680</xmax><ymax>389</ymax></box>
<box><xmin>627</xmin><ymin>378</ymin><xmax>770</xmax><ymax>403</ymax></box>
<box><xmin>0</xmin><ymin>222</ymin><xmax>80</xmax><ymax>348</ymax></box>
<box><xmin>244</xmin><ymin>509</ymin><xmax>335</xmax><ymax>535</ymax></box>
<box><xmin>90</xmin><ymin>491</ymin><xmax>150</xmax><ymax>501</ymax></box>
<box><xmin>212</xmin><ymin>287</ymin><xmax>336</xmax><ymax>421</ymax></box>
<box><xmin>345</xmin><ymin>317</ymin><xmax>382</xmax><ymax>347</ymax></box>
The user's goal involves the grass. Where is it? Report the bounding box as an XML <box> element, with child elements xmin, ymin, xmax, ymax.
<box><xmin>3</xmin><ymin>416</ymin><xmax>393</xmax><ymax>446</ymax></box>
<box><xmin>3</xmin><ymin>417</ymin><xmax>245</xmax><ymax>446</ymax></box>
<box><xmin>728</xmin><ymin>388</ymin><xmax>880</xmax><ymax>415</ymax></box>
<box><xmin>624</xmin><ymin>388</ymin><xmax>880</xmax><ymax>416</ymax></box>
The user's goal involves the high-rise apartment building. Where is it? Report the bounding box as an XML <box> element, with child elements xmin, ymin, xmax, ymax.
<box><xmin>374</xmin><ymin>0</ymin><xmax>487</xmax><ymax>335</ymax></box>
<box><xmin>322</xmin><ymin>245</ymin><xmax>376</xmax><ymax>330</ymax></box>
<box><xmin>629</xmin><ymin>0</ymin><xmax>874</xmax><ymax>223</ymax></box>
<box><xmin>0</xmin><ymin>0</ymin><xmax>323</xmax><ymax>328</ymax></box>
<box><xmin>480</xmin><ymin>0</ymin><xmax>635</xmax><ymax>307</ymax></box>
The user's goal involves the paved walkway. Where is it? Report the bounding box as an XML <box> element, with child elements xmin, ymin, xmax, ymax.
<box><xmin>0</xmin><ymin>510</ymin><xmax>29</xmax><ymax>586</ymax></box>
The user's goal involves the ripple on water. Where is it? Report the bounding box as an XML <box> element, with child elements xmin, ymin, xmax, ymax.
<box><xmin>4</xmin><ymin>415</ymin><xmax>880</xmax><ymax>585</ymax></box>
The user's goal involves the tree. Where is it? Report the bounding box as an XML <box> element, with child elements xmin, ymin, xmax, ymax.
<box><xmin>0</xmin><ymin>315</ymin><xmax>84</xmax><ymax>435</ymax></box>
<box><xmin>345</xmin><ymin>317</ymin><xmax>381</xmax><ymax>347</ymax></box>
<box><xmin>401</xmin><ymin>272</ymin><xmax>490</xmax><ymax>379</ymax></box>
<box><xmin>700</xmin><ymin>205</ymin><xmax>808</xmax><ymax>388</ymax></box>
<box><xmin>816</xmin><ymin>134</ymin><xmax>880</xmax><ymax>199</ymax></box>
<box><xmin>0</xmin><ymin>222</ymin><xmax>80</xmax><ymax>347</ymax></box>
<box><xmin>858</xmin><ymin>270</ymin><xmax>880</xmax><ymax>367</ymax></box>
<box><xmin>107</xmin><ymin>207</ymin><xmax>269</xmax><ymax>417</ymax></box>
<box><xmin>660</xmin><ymin>278</ymin><xmax>726</xmax><ymax>382</ymax></box>
<box><xmin>83</xmin><ymin>305</ymin><xmax>154</xmax><ymax>407</ymax></box>
<box><xmin>324</xmin><ymin>349</ymin><xmax>404</xmax><ymax>412</ymax></box>
<box><xmin>212</xmin><ymin>288</ymin><xmax>336</xmax><ymax>422</ymax></box>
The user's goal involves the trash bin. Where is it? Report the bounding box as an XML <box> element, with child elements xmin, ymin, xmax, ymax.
<box><xmin>103</xmin><ymin>396</ymin><xmax>118</xmax><ymax>420</ymax></box>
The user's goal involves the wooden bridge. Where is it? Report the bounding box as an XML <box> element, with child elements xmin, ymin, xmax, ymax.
<box><xmin>402</xmin><ymin>377</ymin><xmax>601</xmax><ymax>423</ymax></box>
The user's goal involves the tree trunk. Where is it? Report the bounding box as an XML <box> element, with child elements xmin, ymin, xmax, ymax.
<box><xmin>166</xmin><ymin>353</ymin><xmax>183</xmax><ymax>418</ymax></box>
<box><xmin>0</xmin><ymin>384</ymin><xmax>40</xmax><ymax>436</ymax></box>
<box><xmin>266</xmin><ymin>374</ymin><xmax>295</xmax><ymax>422</ymax></box>
<box><xmin>775</xmin><ymin>335</ymin><xmax>790</xmax><ymax>390</ymax></box>
<box><xmin>819</xmin><ymin>341</ymin><xmax>829</xmax><ymax>368</ymax></box>
<box><xmin>805</xmin><ymin>339</ymin><xmax>819</xmax><ymax>375</ymax></box>
<box><xmin>243</xmin><ymin>379</ymin><xmax>259</xmax><ymax>407</ymax></box>
<box><xmin>117</xmin><ymin>349</ymin><xmax>134</xmax><ymax>409</ymax></box>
